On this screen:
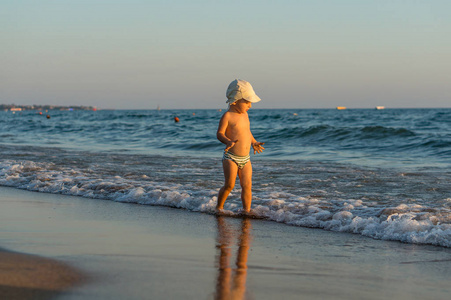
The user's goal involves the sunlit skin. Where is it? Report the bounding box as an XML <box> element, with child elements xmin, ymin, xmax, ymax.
<box><xmin>216</xmin><ymin>99</ymin><xmax>265</xmax><ymax>212</ymax></box>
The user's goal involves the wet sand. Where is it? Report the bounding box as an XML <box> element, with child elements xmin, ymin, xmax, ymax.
<box><xmin>1</xmin><ymin>186</ymin><xmax>451</xmax><ymax>299</ymax></box>
<box><xmin>0</xmin><ymin>248</ymin><xmax>83</xmax><ymax>300</ymax></box>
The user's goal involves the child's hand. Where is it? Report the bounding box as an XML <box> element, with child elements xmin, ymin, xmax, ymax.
<box><xmin>224</xmin><ymin>140</ymin><xmax>238</xmax><ymax>152</ymax></box>
<box><xmin>252</xmin><ymin>142</ymin><xmax>265</xmax><ymax>154</ymax></box>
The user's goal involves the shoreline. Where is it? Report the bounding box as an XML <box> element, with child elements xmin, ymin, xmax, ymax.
<box><xmin>1</xmin><ymin>186</ymin><xmax>451</xmax><ymax>299</ymax></box>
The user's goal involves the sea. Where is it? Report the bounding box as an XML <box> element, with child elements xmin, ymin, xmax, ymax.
<box><xmin>1</xmin><ymin>108</ymin><xmax>450</xmax><ymax>247</ymax></box>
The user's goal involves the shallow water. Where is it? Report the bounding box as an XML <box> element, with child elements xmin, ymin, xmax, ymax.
<box><xmin>1</xmin><ymin>108</ymin><xmax>450</xmax><ymax>247</ymax></box>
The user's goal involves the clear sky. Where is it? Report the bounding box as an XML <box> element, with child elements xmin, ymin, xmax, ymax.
<box><xmin>1</xmin><ymin>0</ymin><xmax>450</xmax><ymax>109</ymax></box>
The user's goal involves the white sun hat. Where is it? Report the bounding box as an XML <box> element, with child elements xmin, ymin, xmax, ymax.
<box><xmin>226</xmin><ymin>79</ymin><xmax>261</xmax><ymax>104</ymax></box>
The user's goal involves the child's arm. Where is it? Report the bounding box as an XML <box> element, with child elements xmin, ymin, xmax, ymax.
<box><xmin>251</xmin><ymin>133</ymin><xmax>265</xmax><ymax>154</ymax></box>
<box><xmin>217</xmin><ymin>113</ymin><xmax>237</xmax><ymax>152</ymax></box>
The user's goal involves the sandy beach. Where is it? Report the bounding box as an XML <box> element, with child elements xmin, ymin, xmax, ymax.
<box><xmin>1</xmin><ymin>186</ymin><xmax>451</xmax><ymax>300</ymax></box>
<box><xmin>0</xmin><ymin>248</ymin><xmax>83</xmax><ymax>299</ymax></box>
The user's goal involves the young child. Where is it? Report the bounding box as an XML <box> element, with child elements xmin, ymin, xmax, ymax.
<box><xmin>216</xmin><ymin>79</ymin><xmax>265</xmax><ymax>212</ymax></box>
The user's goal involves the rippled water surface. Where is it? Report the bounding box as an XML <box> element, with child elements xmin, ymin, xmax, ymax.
<box><xmin>1</xmin><ymin>108</ymin><xmax>450</xmax><ymax>247</ymax></box>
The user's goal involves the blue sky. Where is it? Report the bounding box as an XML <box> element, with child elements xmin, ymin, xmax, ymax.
<box><xmin>1</xmin><ymin>0</ymin><xmax>450</xmax><ymax>109</ymax></box>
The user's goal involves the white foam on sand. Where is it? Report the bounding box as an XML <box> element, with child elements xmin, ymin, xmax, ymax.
<box><xmin>1</xmin><ymin>159</ymin><xmax>451</xmax><ymax>247</ymax></box>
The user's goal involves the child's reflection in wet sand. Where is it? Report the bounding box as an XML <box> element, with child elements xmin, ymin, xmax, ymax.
<box><xmin>215</xmin><ymin>216</ymin><xmax>252</xmax><ymax>300</ymax></box>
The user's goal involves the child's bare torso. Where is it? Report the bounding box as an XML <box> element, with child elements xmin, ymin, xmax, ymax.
<box><xmin>224</xmin><ymin>112</ymin><xmax>252</xmax><ymax>156</ymax></box>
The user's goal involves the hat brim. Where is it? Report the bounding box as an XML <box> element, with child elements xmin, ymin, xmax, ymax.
<box><xmin>244</xmin><ymin>94</ymin><xmax>261</xmax><ymax>103</ymax></box>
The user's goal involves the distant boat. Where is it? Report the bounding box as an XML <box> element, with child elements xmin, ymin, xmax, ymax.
<box><xmin>336</xmin><ymin>106</ymin><xmax>346</xmax><ymax>110</ymax></box>
<box><xmin>375</xmin><ymin>106</ymin><xmax>385</xmax><ymax>110</ymax></box>
<box><xmin>156</xmin><ymin>105</ymin><xmax>160</xmax><ymax>111</ymax></box>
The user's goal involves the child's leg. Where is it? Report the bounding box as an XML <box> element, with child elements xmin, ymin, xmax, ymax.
<box><xmin>217</xmin><ymin>159</ymin><xmax>238</xmax><ymax>210</ymax></box>
<box><xmin>238</xmin><ymin>161</ymin><xmax>252</xmax><ymax>212</ymax></box>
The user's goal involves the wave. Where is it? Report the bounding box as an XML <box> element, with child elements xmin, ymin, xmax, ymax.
<box><xmin>360</xmin><ymin>126</ymin><xmax>416</xmax><ymax>137</ymax></box>
<box><xmin>267</xmin><ymin>125</ymin><xmax>416</xmax><ymax>141</ymax></box>
<box><xmin>262</xmin><ymin>124</ymin><xmax>451</xmax><ymax>161</ymax></box>
<box><xmin>1</xmin><ymin>158</ymin><xmax>451</xmax><ymax>248</ymax></box>
<box><xmin>1</xmin><ymin>108</ymin><xmax>450</xmax><ymax>168</ymax></box>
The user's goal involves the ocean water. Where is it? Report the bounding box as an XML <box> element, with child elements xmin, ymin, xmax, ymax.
<box><xmin>1</xmin><ymin>108</ymin><xmax>450</xmax><ymax>247</ymax></box>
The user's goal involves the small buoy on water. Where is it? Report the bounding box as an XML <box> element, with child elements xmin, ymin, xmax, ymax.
<box><xmin>174</xmin><ymin>117</ymin><xmax>179</xmax><ymax>123</ymax></box>
<box><xmin>39</xmin><ymin>112</ymin><xmax>43</xmax><ymax>115</ymax></box>
<box><xmin>46</xmin><ymin>115</ymin><xmax>51</xmax><ymax>119</ymax></box>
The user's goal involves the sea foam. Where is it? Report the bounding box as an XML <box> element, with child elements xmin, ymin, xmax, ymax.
<box><xmin>1</xmin><ymin>159</ymin><xmax>451</xmax><ymax>248</ymax></box>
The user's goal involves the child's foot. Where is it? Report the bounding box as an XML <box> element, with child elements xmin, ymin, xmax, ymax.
<box><xmin>215</xmin><ymin>208</ymin><xmax>235</xmax><ymax>216</ymax></box>
<box><xmin>238</xmin><ymin>209</ymin><xmax>258</xmax><ymax>218</ymax></box>
<box><xmin>238</xmin><ymin>209</ymin><xmax>250</xmax><ymax>215</ymax></box>
<box><xmin>215</xmin><ymin>208</ymin><xmax>227</xmax><ymax>216</ymax></box>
